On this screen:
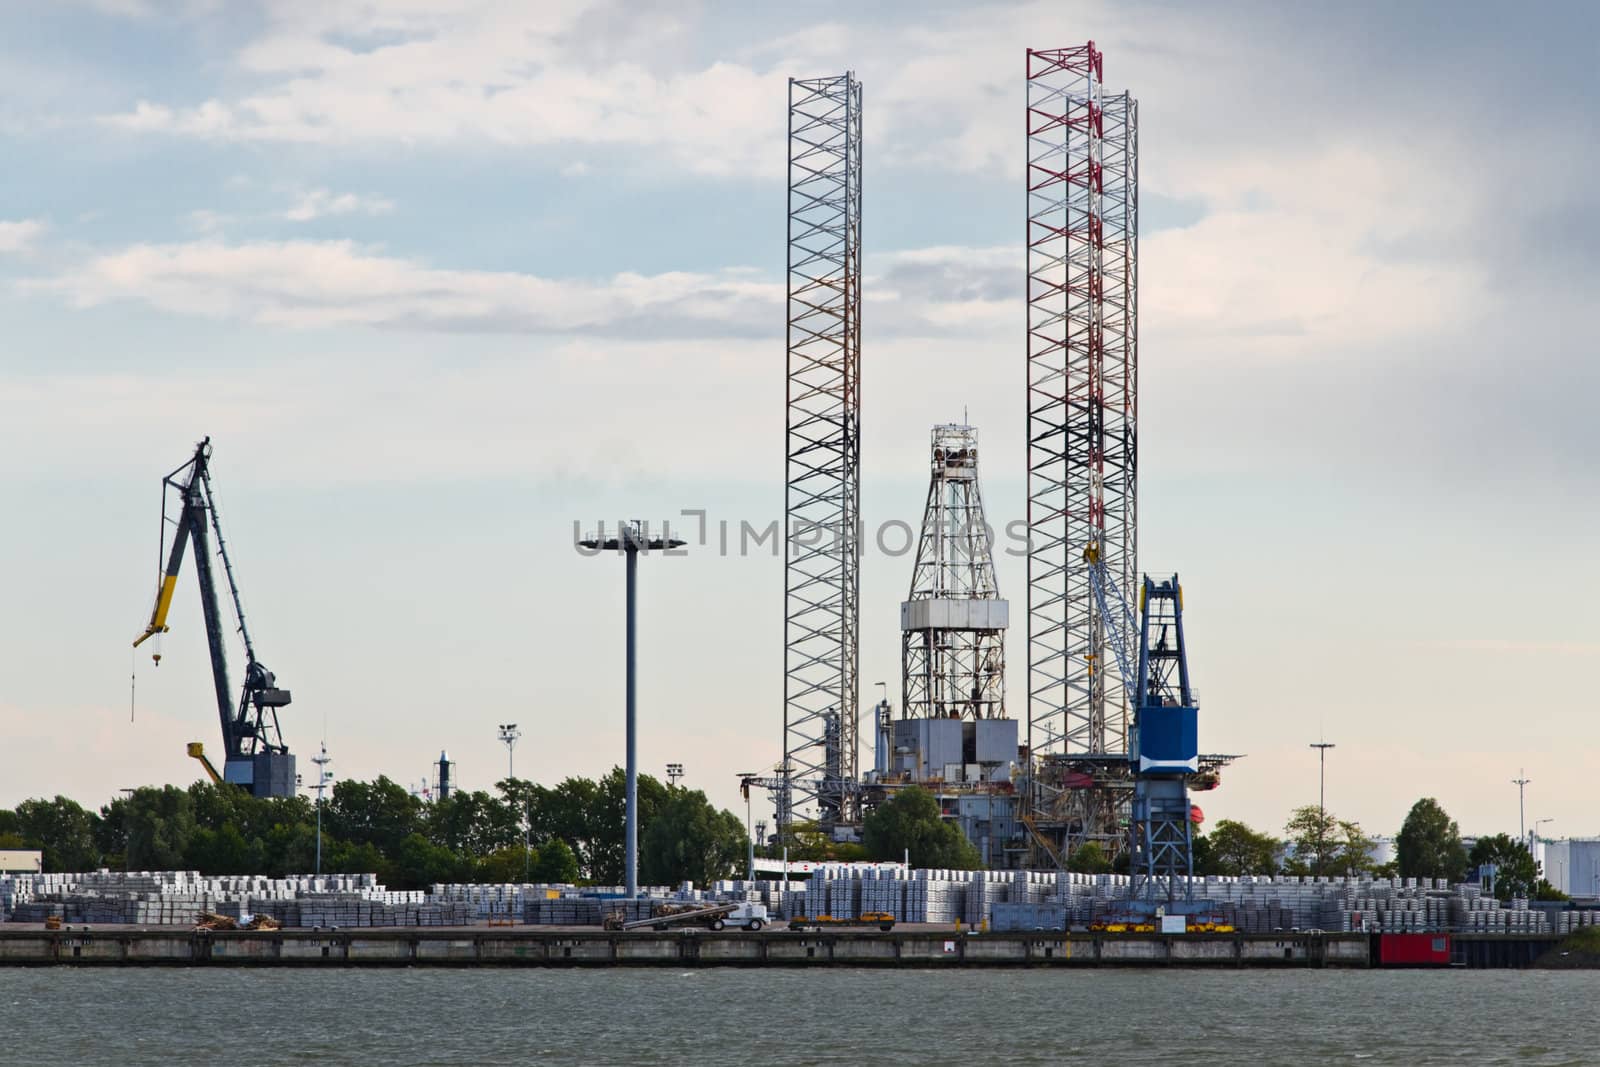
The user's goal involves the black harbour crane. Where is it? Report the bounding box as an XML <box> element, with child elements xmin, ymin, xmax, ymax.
<box><xmin>133</xmin><ymin>438</ymin><xmax>296</xmax><ymax>798</ymax></box>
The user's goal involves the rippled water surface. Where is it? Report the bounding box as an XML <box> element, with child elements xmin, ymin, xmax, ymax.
<box><xmin>3</xmin><ymin>968</ymin><xmax>1596</xmax><ymax>1065</ymax></box>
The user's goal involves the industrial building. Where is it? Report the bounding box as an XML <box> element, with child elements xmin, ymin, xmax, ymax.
<box><xmin>1541</xmin><ymin>838</ymin><xmax>1600</xmax><ymax>900</ymax></box>
<box><xmin>0</xmin><ymin>852</ymin><xmax>41</xmax><ymax>876</ymax></box>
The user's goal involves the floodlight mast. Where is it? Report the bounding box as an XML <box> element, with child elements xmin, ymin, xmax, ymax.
<box><xmin>580</xmin><ymin>521</ymin><xmax>686</xmax><ymax>898</ymax></box>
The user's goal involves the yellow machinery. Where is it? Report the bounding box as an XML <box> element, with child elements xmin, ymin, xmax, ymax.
<box><xmin>186</xmin><ymin>742</ymin><xmax>224</xmax><ymax>786</ymax></box>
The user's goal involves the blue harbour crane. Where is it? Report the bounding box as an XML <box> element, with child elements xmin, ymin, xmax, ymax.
<box><xmin>1084</xmin><ymin>545</ymin><xmax>1201</xmax><ymax>902</ymax></box>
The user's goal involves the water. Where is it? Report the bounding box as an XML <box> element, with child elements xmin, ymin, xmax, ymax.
<box><xmin>2</xmin><ymin>968</ymin><xmax>1595</xmax><ymax>1064</ymax></box>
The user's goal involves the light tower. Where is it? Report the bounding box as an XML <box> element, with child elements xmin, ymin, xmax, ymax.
<box><xmin>1513</xmin><ymin>770</ymin><xmax>1531</xmax><ymax>843</ymax></box>
<box><xmin>310</xmin><ymin>741</ymin><xmax>332</xmax><ymax>876</ymax></box>
<box><xmin>497</xmin><ymin>723</ymin><xmax>521</xmax><ymax>781</ymax></box>
<box><xmin>783</xmin><ymin>71</ymin><xmax>863</xmax><ymax>840</ymax></box>
<box><xmin>900</xmin><ymin>424</ymin><xmax>1009</xmax><ymax>724</ymax></box>
<box><xmin>1310</xmin><ymin>742</ymin><xmax>1336</xmax><ymax>874</ymax></box>
<box><xmin>1024</xmin><ymin>43</ymin><xmax>1139</xmax><ymax>860</ymax></box>
<box><xmin>580</xmin><ymin>519</ymin><xmax>686</xmax><ymax>898</ymax></box>
<box><xmin>666</xmin><ymin>762</ymin><xmax>684</xmax><ymax>787</ymax></box>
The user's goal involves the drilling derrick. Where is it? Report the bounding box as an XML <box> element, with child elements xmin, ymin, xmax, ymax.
<box><xmin>782</xmin><ymin>72</ymin><xmax>863</xmax><ymax>838</ymax></box>
<box><xmin>1024</xmin><ymin>43</ymin><xmax>1139</xmax><ymax>863</ymax></box>
<box><xmin>900</xmin><ymin>424</ymin><xmax>1008</xmax><ymax>722</ymax></box>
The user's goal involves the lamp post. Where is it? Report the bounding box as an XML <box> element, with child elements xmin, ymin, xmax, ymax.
<box><xmin>496</xmin><ymin>724</ymin><xmax>528</xmax><ymax>878</ymax></box>
<box><xmin>1512</xmin><ymin>770</ymin><xmax>1531</xmax><ymax>844</ymax></box>
<box><xmin>498</xmin><ymin>724</ymin><xmax>521</xmax><ymax>781</ymax></box>
<box><xmin>580</xmin><ymin>520</ymin><xmax>685</xmax><ymax>898</ymax></box>
<box><xmin>1309</xmin><ymin>742</ymin><xmax>1335</xmax><ymax>875</ymax></box>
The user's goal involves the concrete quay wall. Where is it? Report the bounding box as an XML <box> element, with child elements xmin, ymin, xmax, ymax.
<box><xmin>0</xmin><ymin>927</ymin><xmax>1376</xmax><ymax>968</ymax></box>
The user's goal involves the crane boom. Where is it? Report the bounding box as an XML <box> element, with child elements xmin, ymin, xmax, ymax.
<box><xmin>1083</xmin><ymin>543</ymin><xmax>1139</xmax><ymax>704</ymax></box>
<box><xmin>133</xmin><ymin>452</ymin><xmax>205</xmax><ymax>650</ymax></box>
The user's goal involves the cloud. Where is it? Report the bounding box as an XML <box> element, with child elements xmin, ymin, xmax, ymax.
<box><xmin>26</xmin><ymin>237</ymin><xmax>1036</xmax><ymax>340</ymax></box>
<box><xmin>96</xmin><ymin>2</ymin><xmax>787</xmax><ymax>176</ymax></box>
<box><xmin>0</xmin><ymin>219</ymin><xmax>46</xmax><ymax>254</ymax></box>
<box><xmin>283</xmin><ymin>188</ymin><xmax>396</xmax><ymax>222</ymax></box>
<box><xmin>31</xmin><ymin>238</ymin><xmax>784</xmax><ymax>336</ymax></box>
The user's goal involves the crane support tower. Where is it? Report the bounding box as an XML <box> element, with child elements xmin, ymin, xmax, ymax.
<box><xmin>1024</xmin><ymin>42</ymin><xmax>1139</xmax><ymax>861</ymax></box>
<box><xmin>133</xmin><ymin>438</ymin><xmax>296</xmax><ymax>798</ymax></box>
<box><xmin>900</xmin><ymin>424</ymin><xmax>1008</xmax><ymax>722</ymax></box>
<box><xmin>782</xmin><ymin>71</ymin><xmax>863</xmax><ymax>839</ymax></box>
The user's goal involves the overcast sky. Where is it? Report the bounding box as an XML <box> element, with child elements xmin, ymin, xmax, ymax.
<box><xmin>2</xmin><ymin>0</ymin><xmax>1595</xmax><ymax>845</ymax></box>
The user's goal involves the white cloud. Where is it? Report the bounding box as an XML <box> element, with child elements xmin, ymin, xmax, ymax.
<box><xmin>97</xmin><ymin>1</ymin><xmax>788</xmax><ymax>176</ymax></box>
<box><xmin>0</xmin><ymin>219</ymin><xmax>46</xmax><ymax>254</ymax></box>
<box><xmin>183</xmin><ymin>208</ymin><xmax>230</xmax><ymax>233</ymax></box>
<box><xmin>27</xmin><ymin>238</ymin><xmax>1042</xmax><ymax>340</ymax></box>
<box><xmin>283</xmin><ymin>188</ymin><xmax>396</xmax><ymax>222</ymax></box>
<box><xmin>31</xmin><ymin>238</ymin><xmax>784</xmax><ymax>335</ymax></box>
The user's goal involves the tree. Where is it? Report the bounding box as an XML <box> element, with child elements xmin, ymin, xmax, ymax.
<box><xmin>1535</xmin><ymin>880</ymin><xmax>1569</xmax><ymax>902</ymax></box>
<box><xmin>1468</xmin><ymin>834</ymin><xmax>1540</xmax><ymax>901</ymax></box>
<box><xmin>121</xmin><ymin>785</ymin><xmax>197</xmax><ymax>870</ymax></box>
<box><xmin>524</xmin><ymin>769</ymin><xmax>670</xmax><ymax>883</ymax></box>
<box><xmin>475</xmin><ymin>845</ymin><xmax>538</xmax><ymax>885</ymax></box>
<box><xmin>324</xmin><ymin>777</ymin><xmax>423</xmax><ymax>857</ymax></box>
<box><xmin>779</xmin><ymin>821</ymin><xmax>867</xmax><ymax>863</ymax></box>
<box><xmin>533</xmin><ymin>838</ymin><xmax>580</xmax><ymax>883</ymax></box>
<box><xmin>1284</xmin><ymin>806</ymin><xmax>1375</xmax><ymax>876</ymax></box>
<box><xmin>14</xmin><ymin>796</ymin><xmax>100</xmax><ymax>872</ymax></box>
<box><xmin>1066</xmin><ymin>841</ymin><xmax>1112</xmax><ymax>874</ymax></box>
<box><xmin>639</xmin><ymin>788</ymin><xmax>748</xmax><ymax>887</ymax></box>
<box><xmin>427</xmin><ymin>790</ymin><xmax>519</xmax><ymax>856</ymax></box>
<box><xmin>862</xmin><ymin>787</ymin><xmax>981</xmax><ymax>869</ymax></box>
<box><xmin>1334</xmin><ymin>819</ymin><xmax>1378</xmax><ymax>877</ymax></box>
<box><xmin>1396</xmin><ymin>798</ymin><xmax>1467</xmax><ymax>880</ymax></box>
<box><xmin>586</xmin><ymin>769</ymin><xmax>669</xmax><ymax>885</ymax></box>
<box><xmin>387</xmin><ymin>832</ymin><xmax>466</xmax><ymax>890</ymax></box>
<box><xmin>1205</xmin><ymin>819</ymin><xmax>1282</xmax><ymax>876</ymax></box>
<box><xmin>185</xmin><ymin>822</ymin><xmax>256</xmax><ymax>875</ymax></box>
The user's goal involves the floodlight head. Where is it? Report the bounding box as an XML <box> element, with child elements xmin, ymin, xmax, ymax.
<box><xmin>579</xmin><ymin>519</ymin><xmax>686</xmax><ymax>553</ymax></box>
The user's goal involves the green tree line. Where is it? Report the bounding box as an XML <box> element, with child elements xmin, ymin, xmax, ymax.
<box><xmin>0</xmin><ymin>768</ymin><xmax>749</xmax><ymax>891</ymax></box>
<box><xmin>2</xmin><ymin>778</ymin><xmax>1567</xmax><ymax>898</ymax></box>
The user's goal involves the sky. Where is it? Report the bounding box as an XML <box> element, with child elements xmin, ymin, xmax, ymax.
<box><xmin>2</xmin><ymin>0</ymin><xmax>1597</xmax><ymax>845</ymax></box>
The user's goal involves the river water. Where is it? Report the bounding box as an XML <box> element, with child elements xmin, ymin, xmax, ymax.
<box><xmin>3</xmin><ymin>968</ymin><xmax>1595</xmax><ymax>1064</ymax></box>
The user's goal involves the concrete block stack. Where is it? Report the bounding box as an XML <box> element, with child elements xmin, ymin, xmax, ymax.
<box><xmin>524</xmin><ymin>897</ymin><xmax>603</xmax><ymax>925</ymax></box>
<box><xmin>429</xmin><ymin>883</ymin><xmax>539</xmax><ymax>920</ymax></box>
<box><xmin>964</xmin><ymin>871</ymin><xmax>1008</xmax><ymax>927</ymax></box>
<box><xmin>710</xmin><ymin>879</ymin><xmax>803</xmax><ymax>914</ymax></box>
<box><xmin>905</xmin><ymin>870</ymin><xmax>964</xmax><ymax>923</ymax></box>
<box><xmin>858</xmin><ymin>869</ymin><xmax>905</xmax><ymax>919</ymax></box>
<box><xmin>826</xmin><ymin>873</ymin><xmax>859</xmax><ymax>918</ymax></box>
<box><xmin>991</xmin><ymin>901</ymin><xmax>1068</xmax><ymax>932</ymax></box>
<box><xmin>1554</xmin><ymin>909</ymin><xmax>1600</xmax><ymax>934</ymax></box>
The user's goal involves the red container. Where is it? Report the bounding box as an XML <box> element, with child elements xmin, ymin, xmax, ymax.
<box><xmin>1378</xmin><ymin>933</ymin><xmax>1451</xmax><ymax>966</ymax></box>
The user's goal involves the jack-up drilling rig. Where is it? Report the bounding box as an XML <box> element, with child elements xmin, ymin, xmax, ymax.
<box><xmin>133</xmin><ymin>438</ymin><xmax>296</xmax><ymax>798</ymax></box>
